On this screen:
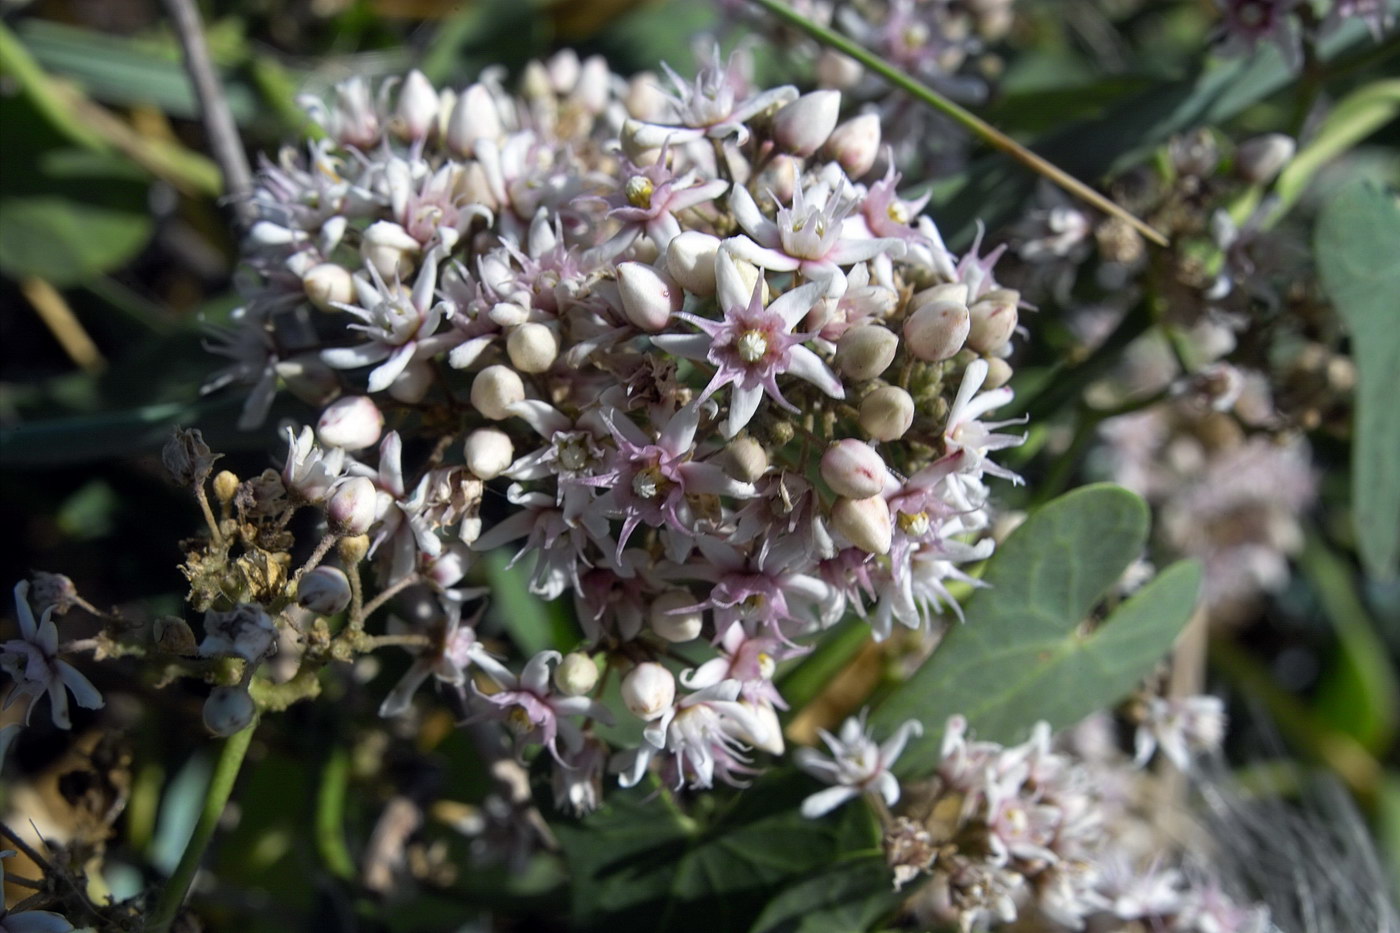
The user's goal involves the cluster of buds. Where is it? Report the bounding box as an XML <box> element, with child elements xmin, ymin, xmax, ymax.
<box><xmin>198</xmin><ymin>48</ymin><xmax>1028</xmax><ymax>799</ymax></box>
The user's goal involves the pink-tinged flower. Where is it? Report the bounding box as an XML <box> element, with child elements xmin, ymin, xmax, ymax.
<box><xmin>617</xmin><ymin>679</ymin><xmax>776</xmax><ymax>791</ymax></box>
<box><xmin>505</xmin><ymin>400</ymin><xmax>611</xmax><ymax>521</ymax></box>
<box><xmin>682</xmin><ymin>621</ymin><xmax>794</xmax><ymax>711</ymax></box>
<box><xmin>1212</xmin><ymin>0</ymin><xmax>1301</xmax><ymax>68</ymax></box>
<box><xmin>944</xmin><ymin>359</ymin><xmax>1024</xmax><ymax>485</ymax></box>
<box><xmin>387</xmin><ymin>160</ymin><xmax>492</xmax><ymax>248</ymax></box>
<box><xmin>795</xmin><ymin>709</ymin><xmax>922</xmax><ymax>818</ymax></box>
<box><xmin>1326</xmin><ymin>0</ymin><xmax>1394</xmax><ymax>40</ymax></box>
<box><xmin>589</xmin><ymin>149</ymin><xmax>729</xmax><ymax>258</ymax></box>
<box><xmin>553</xmin><ymin>735</ymin><xmax>608</xmax><ymax>815</ymax></box>
<box><xmin>680</xmin><ymin>537</ymin><xmax>835</xmax><ymax>641</ymax></box>
<box><xmin>347</xmin><ymin>432</ymin><xmax>443</xmax><ymax>584</ymax></box>
<box><xmin>845</xmin><ymin>163</ymin><xmax>932</xmax><ymax>244</ymax></box>
<box><xmin>724</xmin><ymin>181</ymin><xmax>908</xmax><ymax>295</ymax></box>
<box><xmin>1133</xmin><ymin>694</ymin><xmax>1226</xmax><ymax>770</ymax></box>
<box><xmin>1</xmin><ymin>582</ymin><xmax>103</xmax><ymax>730</ymax></box>
<box><xmin>653</xmin><ymin>251</ymin><xmax>843</xmax><ymax>437</ymax></box>
<box><xmin>629</xmin><ymin>48</ymin><xmax>797</xmax><ymax>147</ymax></box>
<box><xmin>299</xmin><ymin>76</ymin><xmax>386</xmax><ymax>150</ymax></box>
<box><xmin>471</xmin><ymin>482</ymin><xmax>616</xmax><ymax>600</ymax></box>
<box><xmin>378</xmin><ymin>606</ymin><xmax>503</xmax><ymax>717</ymax></box>
<box><xmin>474</xmin><ymin>650</ymin><xmax>613</xmax><ymax>763</ymax></box>
<box><xmin>282</xmin><ymin>425</ymin><xmax>346</xmax><ymax>504</ymax></box>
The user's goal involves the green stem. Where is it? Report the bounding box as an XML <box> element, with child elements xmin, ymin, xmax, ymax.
<box><xmin>315</xmin><ymin>745</ymin><xmax>356</xmax><ymax>881</ymax></box>
<box><xmin>747</xmin><ymin>0</ymin><xmax>1168</xmax><ymax>247</ymax></box>
<box><xmin>147</xmin><ymin>718</ymin><xmax>258</xmax><ymax>933</ymax></box>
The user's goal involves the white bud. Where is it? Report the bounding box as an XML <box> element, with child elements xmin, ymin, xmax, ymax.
<box><xmin>446</xmin><ymin>83</ymin><xmax>502</xmax><ymax>156</ymax></box>
<box><xmin>471</xmin><ymin>365</ymin><xmax>525</xmax><ymax>420</ymax></box>
<box><xmin>387</xmin><ymin>360</ymin><xmax>434</xmax><ymax>403</ymax></box>
<box><xmin>303</xmin><ymin>263</ymin><xmax>356</xmax><ymax>311</ymax></box>
<box><xmin>317</xmin><ymin>395</ymin><xmax>383</xmax><ymax>451</ymax></box>
<box><xmin>904</xmin><ymin>299</ymin><xmax>970</xmax><ymax>362</ymax></box>
<box><xmin>835</xmin><ymin>325</ymin><xmax>898</xmax><ymax>381</ymax></box>
<box><xmin>755</xmin><ymin>155</ymin><xmax>799</xmax><ymax>205</ymax></box>
<box><xmin>832</xmin><ymin>495</ymin><xmax>893</xmax><ymax>555</ymax></box>
<box><xmin>826</xmin><ymin>114</ymin><xmax>881</xmax><ymax>177</ymax></box>
<box><xmin>665</xmin><ymin>231</ymin><xmax>721</xmax><ymax>297</ymax></box>
<box><xmin>327</xmin><ymin>476</ymin><xmax>377</xmax><ymax>536</ymax></box>
<box><xmin>725</xmin><ymin>436</ymin><xmax>769</xmax><ymax>483</ymax></box>
<box><xmin>547</xmin><ymin>49</ymin><xmax>580</xmax><ymax>94</ymax></box>
<box><xmin>203</xmin><ymin>686</ymin><xmax>255</xmax><ymax>737</ymax></box>
<box><xmin>859</xmin><ymin>386</ymin><xmax>915</xmax><ymax>441</ymax></box>
<box><xmin>648</xmin><ymin>590</ymin><xmax>704</xmax><ymax>643</ymax></box>
<box><xmin>816</xmin><ymin>48</ymin><xmax>864</xmax><ymax>90</ymax></box>
<box><xmin>394</xmin><ymin>70</ymin><xmax>439</xmax><ymax>142</ymax></box>
<box><xmin>621</xmin><ymin>662</ymin><xmax>675</xmax><ymax>721</ymax></box>
<box><xmin>464</xmin><ymin>428</ymin><xmax>514</xmax><ymax>480</ymax></box>
<box><xmin>772</xmin><ymin>90</ymin><xmax>840</xmax><ymax>157</ymax></box>
<box><xmin>276</xmin><ymin>357</ymin><xmax>339</xmax><ymax>408</ymax></box>
<box><xmin>984</xmin><ymin>357</ymin><xmax>1013</xmax><ymax>390</ymax></box>
<box><xmin>572</xmin><ymin>56</ymin><xmax>610</xmax><ymax>115</ymax></box>
<box><xmin>488</xmin><ymin>301</ymin><xmax>531</xmax><ymax>328</ymax></box>
<box><xmin>507</xmin><ymin>322</ymin><xmax>559</xmax><ymax>373</ymax></box>
<box><xmin>298</xmin><ymin>566</ymin><xmax>352</xmax><ymax>615</ymax></box>
<box><xmin>554</xmin><ymin>652</ymin><xmax>600</xmax><ymax>696</ymax></box>
<box><xmin>361</xmin><ymin>221</ymin><xmax>419</xmax><ymax>280</ymax></box>
<box><xmin>735</xmin><ymin>702</ymin><xmax>785</xmax><ymax>755</ymax></box>
<box><xmin>821</xmin><ymin>440</ymin><xmax>889</xmax><ymax>499</ymax></box>
<box><xmin>617</xmin><ymin>262</ymin><xmax>681</xmax><ymax>332</ymax></box>
<box><xmin>1236</xmin><ymin>133</ymin><xmax>1295</xmax><ymax>184</ymax></box>
<box><xmin>626</xmin><ymin>71</ymin><xmax>671</xmax><ymax>121</ymax></box>
<box><xmin>967</xmin><ymin>289</ymin><xmax>1019</xmax><ymax>354</ymax></box>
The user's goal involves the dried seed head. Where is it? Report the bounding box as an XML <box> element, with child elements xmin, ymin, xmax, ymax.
<box><xmin>163</xmin><ymin>428</ymin><xmax>219</xmax><ymax>487</ymax></box>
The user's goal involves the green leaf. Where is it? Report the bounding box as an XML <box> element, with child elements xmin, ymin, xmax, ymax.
<box><xmin>1316</xmin><ymin>181</ymin><xmax>1400</xmax><ymax>581</ymax></box>
<box><xmin>556</xmin><ymin>771</ymin><xmax>880</xmax><ymax>933</ymax></box>
<box><xmin>481</xmin><ymin>548</ymin><xmax>581</xmax><ymax>656</ymax></box>
<box><xmin>871</xmin><ymin>484</ymin><xmax>1200</xmax><ymax>775</ymax></box>
<box><xmin>0</xmin><ymin>195</ymin><xmax>152</xmax><ymax>285</ymax></box>
<box><xmin>749</xmin><ymin>856</ymin><xmax>901</xmax><ymax>933</ymax></box>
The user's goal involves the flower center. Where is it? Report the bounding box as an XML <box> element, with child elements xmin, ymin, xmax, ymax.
<box><xmin>757</xmin><ymin>652</ymin><xmax>775</xmax><ymax>679</ymax></box>
<box><xmin>556</xmin><ymin>435</ymin><xmax>592</xmax><ymax>472</ymax></box>
<box><xmin>506</xmin><ymin>706</ymin><xmax>535</xmax><ymax>735</ymax></box>
<box><xmin>887</xmin><ymin>201</ymin><xmax>910</xmax><ymax>224</ymax></box>
<box><xmin>632</xmin><ymin>465</ymin><xmax>665</xmax><ymax>499</ymax></box>
<box><xmin>737</xmin><ymin>329</ymin><xmax>769</xmax><ymax>363</ymax></box>
<box><xmin>897</xmin><ymin>511</ymin><xmax>930</xmax><ymax>537</ymax></box>
<box><xmin>625</xmin><ymin>175</ymin><xmax>654</xmax><ymax>209</ymax></box>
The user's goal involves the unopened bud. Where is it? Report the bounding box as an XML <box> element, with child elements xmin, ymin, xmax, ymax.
<box><xmin>1236</xmin><ymin>133</ymin><xmax>1295</xmax><ymax>184</ymax></box>
<box><xmin>648</xmin><ymin>590</ymin><xmax>703</xmax><ymax>643</ymax></box>
<box><xmin>204</xmin><ymin>685</ymin><xmax>256</xmax><ymax>737</ymax></box>
<box><xmin>163</xmin><ymin>428</ymin><xmax>218</xmax><ymax>487</ymax></box>
<box><xmin>489</xmin><ymin>301</ymin><xmax>531</xmax><ymax>328</ymax></box>
<box><xmin>967</xmin><ymin>289</ymin><xmax>1019</xmax><ymax>354</ymax></box>
<box><xmin>983</xmin><ymin>357</ymin><xmax>1013</xmax><ymax>390</ymax></box>
<box><xmin>213</xmin><ymin>470</ymin><xmax>240</xmax><ymax>504</ymax></box>
<box><xmin>338</xmin><ymin>534</ymin><xmax>371</xmax><ymax>564</ymax></box>
<box><xmin>772</xmin><ymin>90</ymin><xmax>840</xmax><ymax>157</ymax></box>
<box><xmin>471</xmin><ymin>365</ymin><xmax>526</xmax><ymax>420</ymax></box>
<box><xmin>859</xmin><ymin>386</ymin><xmax>915</xmax><ymax>441</ymax></box>
<box><xmin>360</xmin><ymin>221</ymin><xmax>419</xmax><ymax>280</ymax></box>
<box><xmin>554</xmin><ymin>652</ymin><xmax>600</xmax><ymax>696</ymax></box>
<box><xmin>617</xmin><ymin>262</ymin><xmax>682</xmax><ymax>331</ymax></box>
<box><xmin>905</xmin><ymin>299</ymin><xmax>970</xmax><ymax>362</ymax></box>
<box><xmin>388</xmin><ymin>360</ymin><xmax>435</xmax><ymax>404</ymax></box>
<box><xmin>666</xmin><ymin>232</ymin><xmax>721</xmax><ymax>297</ymax></box>
<box><xmin>832</xmin><ymin>495</ymin><xmax>892</xmax><ymax>555</ymax></box>
<box><xmin>725</xmin><ymin>436</ymin><xmax>769</xmax><ymax>483</ymax></box>
<box><xmin>200</xmin><ymin>604</ymin><xmax>277</xmax><ymax>662</ymax></box>
<box><xmin>317</xmin><ymin>395</ymin><xmax>383</xmax><ymax>451</ymax></box>
<box><xmin>464</xmin><ymin>428</ymin><xmax>515</xmax><ymax>480</ymax></box>
<box><xmin>826</xmin><ymin>114</ymin><xmax>881</xmax><ymax>177</ymax></box>
<box><xmin>740</xmin><ymin>702</ymin><xmax>785</xmax><ymax>755</ymax></box>
<box><xmin>625</xmin><ymin>71</ymin><xmax>671</xmax><ymax>121</ymax></box>
<box><xmin>621</xmin><ymin>662</ymin><xmax>675</xmax><ymax>721</ymax></box>
<box><xmin>446</xmin><ymin>83</ymin><xmax>502</xmax><ymax>156</ymax></box>
<box><xmin>327</xmin><ymin>476</ymin><xmax>377</xmax><ymax>536</ymax></box>
<box><xmin>154</xmin><ymin>616</ymin><xmax>198</xmax><ymax>655</ymax></box>
<box><xmin>393</xmin><ymin>70</ymin><xmax>439</xmax><ymax>142</ymax></box>
<box><xmin>835</xmin><ymin>325</ymin><xmax>898</xmax><ymax>381</ymax></box>
<box><xmin>507</xmin><ymin>322</ymin><xmax>559</xmax><ymax>372</ymax></box>
<box><xmin>821</xmin><ymin>440</ymin><xmax>889</xmax><ymax>499</ymax></box>
<box><xmin>303</xmin><ymin>263</ymin><xmax>356</xmax><ymax>311</ymax></box>
<box><xmin>816</xmin><ymin>48</ymin><xmax>863</xmax><ymax>89</ymax></box>
<box><xmin>298</xmin><ymin>566</ymin><xmax>352</xmax><ymax>615</ymax></box>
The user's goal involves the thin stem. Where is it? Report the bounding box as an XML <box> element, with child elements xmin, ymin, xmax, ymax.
<box><xmin>292</xmin><ymin>533</ymin><xmax>340</xmax><ymax>585</ymax></box>
<box><xmin>748</xmin><ymin>0</ymin><xmax>1168</xmax><ymax>247</ymax></box>
<box><xmin>355</xmin><ymin>633</ymin><xmax>432</xmax><ymax>651</ymax></box>
<box><xmin>195</xmin><ymin>484</ymin><xmax>224</xmax><ymax>549</ymax></box>
<box><xmin>359</xmin><ymin>574</ymin><xmax>421</xmax><ymax>621</ymax></box>
<box><xmin>147</xmin><ymin>717</ymin><xmax>258</xmax><ymax>933</ymax></box>
<box><xmin>315</xmin><ymin>745</ymin><xmax>356</xmax><ymax>881</ymax></box>
<box><xmin>0</xmin><ymin>822</ymin><xmax>51</xmax><ymax>869</ymax></box>
<box><xmin>161</xmin><ymin>0</ymin><xmax>254</xmax><ymax>227</ymax></box>
<box><xmin>5</xmin><ymin>874</ymin><xmax>43</xmax><ymax>889</ymax></box>
<box><xmin>347</xmin><ymin>563</ymin><xmax>365</xmax><ymax>635</ymax></box>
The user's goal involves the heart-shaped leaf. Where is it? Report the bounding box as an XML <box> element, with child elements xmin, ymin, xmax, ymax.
<box><xmin>871</xmin><ymin>484</ymin><xmax>1200</xmax><ymax>775</ymax></box>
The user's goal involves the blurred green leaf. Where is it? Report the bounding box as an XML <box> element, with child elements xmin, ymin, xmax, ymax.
<box><xmin>1316</xmin><ymin>181</ymin><xmax>1400</xmax><ymax>581</ymax></box>
<box><xmin>0</xmin><ymin>196</ymin><xmax>153</xmax><ymax>286</ymax></box>
<box><xmin>872</xmin><ymin>484</ymin><xmax>1200</xmax><ymax>775</ymax></box>
<box><xmin>748</xmin><ymin>856</ymin><xmax>901</xmax><ymax>933</ymax></box>
<box><xmin>56</xmin><ymin>479</ymin><xmax>119</xmax><ymax>540</ymax></box>
<box><xmin>777</xmin><ymin>618</ymin><xmax>869</xmax><ymax>714</ymax></box>
<box><xmin>482</xmin><ymin>548</ymin><xmax>581</xmax><ymax>656</ymax></box>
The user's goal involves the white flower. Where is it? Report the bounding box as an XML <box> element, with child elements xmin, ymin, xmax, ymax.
<box><xmin>0</xmin><ymin>582</ymin><xmax>103</xmax><ymax>730</ymax></box>
<box><xmin>794</xmin><ymin>710</ymin><xmax>921</xmax><ymax>818</ymax></box>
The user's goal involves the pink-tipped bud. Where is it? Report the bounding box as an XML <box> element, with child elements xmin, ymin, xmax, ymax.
<box><xmin>832</xmin><ymin>495</ymin><xmax>893</xmax><ymax>555</ymax></box>
<box><xmin>666</xmin><ymin>231</ymin><xmax>720</xmax><ymax>297</ymax></box>
<box><xmin>772</xmin><ymin>90</ymin><xmax>840</xmax><ymax>157</ymax></box>
<box><xmin>360</xmin><ymin>221</ymin><xmax>419</xmax><ymax>280</ymax></box>
<box><xmin>835</xmin><ymin>325</ymin><xmax>898</xmax><ymax>381</ymax></box>
<box><xmin>617</xmin><ymin>262</ymin><xmax>681</xmax><ymax>332</ymax></box>
<box><xmin>859</xmin><ymin>386</ymin><xmax>915</xmax><ymax>441</ymax></box>
<box><xmin>471</xmin><ymin>365</ymin><xmax>525</xmax><ymax>421</ymax></box>
<box><xmin>393</xmin><ymin>70</ymin><xmax>439</xmax><ymax>142</ymax></box>
<box><xmin>303</xmin><ymin>263</ymin><xmax>356</xmax><ymax>311</ymax></box>
<box><xmin>826</xmin><ymin>114</ymin><xmax>881</xmax><ymax>177</ymax></box>
<box><xmin>1236</xmin><ymin>133</ymin><xmax>1295</xmax><ymax>184</ymax></box>
<box><xmin>821</xmin><ymin>440</ymin><xmax>889</xmax><ymax>499</ymax></box>
<box><xmin>507</xmin><ymin>322</ymin><xmax>559</xmax><ymax>373</ymax></box>
<box><xmin>327</xmin><ymin>476</ymin><xmax>377</xmax><ymax>536</ymax></box>
<box><xmin>554</xmin><ymin>652</ymin><xmax>600</xmax><ymax>697</ymax></box>
<box><xmin>967</xmin><ymin>289</ymin><xmax>1020</xmax><ymax>354</ymax></box>
<box><xmin>446</xmin><ymin>83</ymin><xmax>502</xmax><ymax>156</ymax></box>
<box><xmin>621</xmin><ymin>662</ymin><xmax>675</xmax><ymax>721</ymax></box>
<box><xmin>464</xmin><ymin>428</ymin><xmax>514</xmax><ymax>480</ymax></box>
<box><xmin>648</xmin><ymin>590</ymin><xmax>704</xmax><ymax>643</ymax></box>
<box><xmin>298</xmin><ymin>566</ymin><xmax>352</xmax><ymax>615</ymax></box>
<box><xmin>905</xmin><ymin>298</ymin><xmax>971</xmax><ymax>362</ymax></box>
<box><xmin>317</xmin><ymin>396</ymin><xmax>383</xmax><ymax>451</ymax></box>
<box><xmin>203</xmin><ymin>685</ymin><xmax>255</xmax><ymax>737</ymax></box>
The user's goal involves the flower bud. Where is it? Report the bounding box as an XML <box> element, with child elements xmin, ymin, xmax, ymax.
<box><xmin>338</xmin><ymin>534</ymin><xmax>371</xmax><ymax>564</ymax></box>
<box><xmin>859</xmin><ymin>386</ymin><xmax>915</xmax><ymax>441</ymax></box>
<box><xmin>154</xmin><ymin>616</ymin><xmax>198</xmax><ymax>655</ymax></box>
<box><xmin>471</xmin><ymin>365</ymin><xmax>526</xmax><ymax>420</ymax></box>
<box><xmin>489</xmin><ymin>301</ymin><xmax>531</xmax><ymax>328</ymax></box>
<box><xmin>393</xmin><ymin>70</ymin><xmax>439</xmax><ymax>142</ymax></box>
<box><xmin>573</xmin><ymin>56</ymin><xmax>610</xmax><ymax>115</ymax></box>
<box><xmin>213</xmin><ymin>470</ymin><xmax>241</xmax><ymax>505</ymax></box>
<box><xmin>554</xmin><ymin>652</ymin><xmax>600</xmax><ymax>696</ymax></box>
<box><xmin>317</xmin><ymin>396</ymin><xmax>383</xmax><ymax>451</ymax></box>
<box><xmin>666</xmin><ymin>231</ymin><xmax>721</xmax><ymax>297</ymax></box>
<box><xmin>772</xmin><ymin>90</ymin><xmax>840</xmax><ymax>157</ymax></box>
<box><xmin>507</xmin><ymin>322</ymin><xmax>559</xmax><ymax>372</ymax></box>
<box><xmin>200</xmin><ymin>604</ymin><xmax>277</xmax><ymax>662</ymax></box>
<box><xmin>360</xmin><ymin>221</ymin><xmax>419</xmax><ymax>280</ymax></box>
<box><xmin>626</xmin><ymin>71</ymin><xmax>671</xmax><ymax>121</ymax></box>
<box><xmin>303</xmin><ymin>263</ymin><xmax>356</xmax><ymax>311</ymax></box>
<box><xmin>464</xmin><ymin>428</ymin><xmax>514</xmax><ymax>480</ymax></box>
<box><xmin>648</xmin><ymin>590</ymin><xmax>703</xmax><ymax>643</ymax></box>
<box><xmin>816</xmin><ymin>48</ymin><xmax>863</xmax><ymax>90</ymax></box>
<box><xmin>821</xmin><ymin>440</ymin><xmax>889</xmax><ymax>499</ymax></box>
<box><xmin>204</xmin><ymin>685</ymin><xmax>256</xmax><ymax>737</ymax></box>
<box><xmin>832</xmin><ymin>495</ymin><xmax>892</xmax><ymax>555</ymax></box>
<box><xmin>1236</xmin><ymin>133</ymin><xmax>1295</xmax><ymax>184</ymax></box>
<box><xmin>327</xmin><ymin>477</ymin><xmax>377</xmax><ymax>536</ymax></box>
<box><xmin>725</xmin><ymin>436</ymin><xmax>769</xmax><ymax>483</ymax></box>
<box><xmin>388</xmin><ymin>360</ymin><xmax>435</xmax><ymax>404</ymax></box>
<box><xmin>904</xmin><ymin>299</ymin><xmax>970</xmax><ymax>361</ymax></box>
<box><xmin>621</xmin><ymin>662</ymin><xmax>675</xmax><ymax>721</ymax></box>
<box><xmin>617</xmin><ymin>262</ymin><xmax>682</xmax><ymax>331</ymax></box>
<box><xmin>984</xmin><ymin>357</ymin><xmax>1013</xmax><ymax>390</ymax></box>
<box><xmin>298</xmin><ymin>566</ymin><xmax>352</xmax><ymax>615</ymax></box>
<box><xmin>446</xmin><ymin>83</ymin><xmax>502</xmax><ymax>156</ymax></box>
<box><xmin>826</xmin><ymin>113</ymin><xmax>881</xmax><ymax>177</ymax></box>
<box><xmin>967</xmin><ymin>289</ymin><xmax>1019</xmax><ymax>354</ymax></box>
<box><xmin>835</xmin><ymin>325</ymin><xmax>898</xmax><ymax>381</ymax></box>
